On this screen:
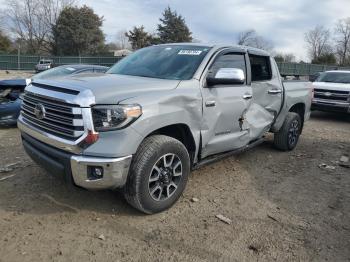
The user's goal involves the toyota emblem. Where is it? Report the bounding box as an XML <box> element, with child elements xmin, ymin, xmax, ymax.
<box><xmin>34</xmin><ymin>103</ymin><xmax>46</xmax><ymax>120</ymax></box>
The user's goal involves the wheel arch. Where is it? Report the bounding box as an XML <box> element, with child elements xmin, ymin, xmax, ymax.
<box><xmin>146</xmin><ymin>123</ymin><xmax>197</xmax><ymax>166</ymax></box>
<box><xmin>289</xmin><ymin>103</ymin><xmax>305</xmax><ymax>133</ymax></box>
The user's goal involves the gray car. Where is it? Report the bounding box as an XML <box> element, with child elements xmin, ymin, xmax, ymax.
<box><xmin>18</xmin><ymin>44</ymin><xmax>312</xmax><ymax>214</ymax></box>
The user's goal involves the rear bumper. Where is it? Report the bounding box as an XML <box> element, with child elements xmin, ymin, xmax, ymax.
<box><xmin>21</xmin><ymin>132</ymin><xmax>132</xmax><ymax>190</ymax></box>
<box><xmin>35</xmin><ymin>65</ymin><xmax>51</xmax><ymax>72</ymax></box>
<box><xmin>0</xmin><ymin>118</ymin><xmax>18</xmax><ymax>126</ymax></box>
<box><xmin>312</xmin><ymin>99</ymin><xmax>350</xmax><ymax>113</ymax></box>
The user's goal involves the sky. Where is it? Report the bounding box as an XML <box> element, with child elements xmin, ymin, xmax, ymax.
<box><xmin>82</xmin><ymin>0</ymin><xmax>350</xmax><ymax>61</ymax></box>
<box><xmin>1</xmin><ymin>0</ymin><xmax>349</xmax><ymax>61</ymax></box>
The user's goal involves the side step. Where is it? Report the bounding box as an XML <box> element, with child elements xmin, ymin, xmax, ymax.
<box><xmin>192</xmin><ymin>138</ymin><xmax>265</xmax><ymax>170</ymax></box>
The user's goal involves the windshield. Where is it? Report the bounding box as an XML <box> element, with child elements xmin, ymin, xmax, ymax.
<box><xmin>32</xmin><ymin>66</ymin><xmax>77</xmax><ymax>80</ymax></box>
<box><xmin>107</xmin><ymin>45</ymin><xmax>211</xmax><ymax>80</ymax></box>
<box><xmin>39</xmin><ymin>60</ymin><xmax>51</xmax><ymax>64</ymax></box>
<box><xmin>317</xmin><ymin>72</ymin><xmax>350</xmax><ymax>84</ymax></box>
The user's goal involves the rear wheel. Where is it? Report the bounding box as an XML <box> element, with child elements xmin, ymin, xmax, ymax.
<box><xmin>124</xmin><ymin>135</ymin><xmax>190</xmax><ymax>214</ymax></box>
<box><xmin>274</xmin><ymin>112</ymin><xmax>302</xmax><ymax>151</ymax></box>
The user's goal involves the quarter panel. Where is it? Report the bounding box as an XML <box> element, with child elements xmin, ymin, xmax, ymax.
<box><xmin>271</xmin><ymin>81</ymin><xmax>312</xmax><ymax>132</ymax></box>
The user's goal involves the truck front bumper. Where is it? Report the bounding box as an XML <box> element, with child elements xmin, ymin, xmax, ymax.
<box><xmin>21</xmin><ymin>132</ymin><xmax>132</xmax><ymax>190</ymax></box>
<box><xmin>312</xmin><ymin>99</ymin><xmax>350</xmax><ymax>113</ymax></box>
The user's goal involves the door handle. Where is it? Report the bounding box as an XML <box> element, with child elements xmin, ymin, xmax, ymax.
<box><xmin>242</xmin><ymin>94</ymin><xmax>253</xmax><ymax>100</ymax></box>
<box><xmin>268</xmin><ymin>89</ymin><xmax>282</xmax><ymax>94</ymax></box>
<box><xmin>205</xmin><ymin>100</ymin><xmax>216</xmax><ymax>107</ymax></box>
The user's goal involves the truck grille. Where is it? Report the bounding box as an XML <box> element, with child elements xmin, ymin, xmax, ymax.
<box><xmin>314</xmin><ymin>88</ymin><xmax>350</xmax><ymax>102</ymax></box>
<box><xmin>21</xmin><ymin>92</ymin><xmax>84</xmax><ymax>140</ymax></box>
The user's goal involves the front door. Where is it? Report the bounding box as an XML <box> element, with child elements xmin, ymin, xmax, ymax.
<box><xmin>200</xmin><ymin>51</ymin><xmax>253</xmax><ymax>158</ymax></box>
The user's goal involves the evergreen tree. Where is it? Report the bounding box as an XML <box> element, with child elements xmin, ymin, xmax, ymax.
<box><xmin>125</xmin><ymin>26</ymin><xmax>154</xmax><ymax>50</ymax></box>
<box><xmin>312</xmin><ymin>53</ymin><xmax>337</xmax><ymax>64</ymax></box>
<box><xmin>157</xmin><ymin>7</ymin><xmax>192</xmax><ymax>43</ymax></box>
<box><xmin>52</xmin><ymin>5</ymin><xmax>106</xmax><ymax>55</ymax></box>
<box><xmin>0</xmin><ymin>31</ymin><xmax>11</xmax><ymax>53</ymax></box>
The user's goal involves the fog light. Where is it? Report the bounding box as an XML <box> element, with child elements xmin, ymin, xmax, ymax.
<box><xmin>88</xmin><ymin>166</ymin><xmax>104</xmax><ymax>180</ymax></box>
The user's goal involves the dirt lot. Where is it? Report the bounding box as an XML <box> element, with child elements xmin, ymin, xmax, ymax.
<box><xmin>0</xmin><ymin>70</ymin><xmax>33</xmax><ymax>80</ymax></box>
<box><xmin>0</xmin><ymin>111</ymin><xmax>349</xmax><ymax>262</ymax></box>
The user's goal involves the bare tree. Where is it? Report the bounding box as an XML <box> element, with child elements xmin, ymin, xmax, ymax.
<box><xmin>114</xmin><ymin>30</ymin><xmax>130</xmax><ymax>50</ymax></box>
<box><xmin>3</xmin><ymin>0</ymin><xmax>75</xmax><ymax>54</ymax></box>
<box><xmin>237</xmin><ymin>29</ymin><xmax>256</xmax><ymax>45</ymax></box>
<box><xmin>334</xmin><ymin>17</ymin><xmax>350</xmax><ymax>65</ymax></box>
<box><xmin>304</xmin><ymin>25</ymin><xmax>332</xmax><ymax>61</ymax></box>
<box><xmin>237</xmin><ymin>29</ymin><xmax>273</xmax><ymax>51</ymax></box>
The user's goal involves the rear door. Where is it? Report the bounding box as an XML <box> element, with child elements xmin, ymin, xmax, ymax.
<box><xmin>200</xmin><ymin>50</ymin><xmax>253</xmax><ymax>158</ymax></box>
<box><xmin>249</xmin><ymin>54</ymin><xmax>283</xmax><ymax>120</ymax></box>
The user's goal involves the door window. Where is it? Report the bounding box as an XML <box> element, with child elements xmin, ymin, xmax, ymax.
<box><xmin>249</xmin><ymin>55</ymin><xmax>272</xmax><ymax>81</ymax></box>
<box><xmin>209</xmin><ymin>53</ymin><xmax>246</xmax><ymax>84</ymax></box>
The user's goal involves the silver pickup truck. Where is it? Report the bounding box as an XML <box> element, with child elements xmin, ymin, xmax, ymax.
<box><xmin>18</xmin><ymin>44</ymin><xmax>312</xmax><ymax>214</ymax></box>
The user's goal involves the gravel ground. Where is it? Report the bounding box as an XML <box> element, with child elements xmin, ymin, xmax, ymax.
<box><xmin>0</xmin><ymin>111</ymin><xmax>349</xmax><ymax>262</ymax></box>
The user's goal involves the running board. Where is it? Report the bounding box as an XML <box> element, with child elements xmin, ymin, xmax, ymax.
<box><xmin>192</xmin><ymin>138</ymin><xmax>265</xmax><ymax>170</ymax></box>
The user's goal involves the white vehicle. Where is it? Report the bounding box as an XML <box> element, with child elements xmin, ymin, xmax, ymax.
<box><xmin>312</xmin><ymin>70</ymin><xmax>350</xmax><ymax>114</ymax></box>
<box><xmin>35</xmin><ymin>59</ymin><xmax>54</xmax><ymax>72</ymax></box>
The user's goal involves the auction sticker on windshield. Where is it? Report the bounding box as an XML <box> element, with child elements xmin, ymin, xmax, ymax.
<box><xmin>178</xmin><ymin>50</ymin><xmax>203</xmax><ymax>55</ymax></box>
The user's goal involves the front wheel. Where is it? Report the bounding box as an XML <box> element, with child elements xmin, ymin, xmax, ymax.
<box><xmin>124</xmin><ymin>135</ymin><xmax>190</xmax><ymax>214</ymax></box>
<box><xmin>274</xmin><ymin>112</ymin><xmax>302</xmax><ymax>151</ymax></box>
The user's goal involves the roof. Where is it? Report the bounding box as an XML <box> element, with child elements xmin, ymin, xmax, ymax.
<box><xmin>156</xmin><ymin>42</ymin><xmax>270</xmax><ymax>56</ymax></box>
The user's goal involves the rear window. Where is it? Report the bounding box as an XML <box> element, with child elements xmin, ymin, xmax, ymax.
<box><xmin>249</xmin><ymin>55</ymin><xmax>272</xmax><ymax>81</ymax></box>
<box><xmin>39</xmin><ymin>60</ymin><xmax>51</xmax><ymax>64</ymax></box>
<box><xmin>317</xmin><ymin>72</ymin><xmax>350</xmax><ymax>84</ymax></box>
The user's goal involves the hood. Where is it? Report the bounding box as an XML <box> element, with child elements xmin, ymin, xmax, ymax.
<box><xmin>0</xmin><ymin>79</ymin><xmax>30</xmax><ymax>90</ymax></box>
<box><xmin>313</xmin><ymin>81</ymin><xmax>350</xmax><ymax>92</ymax></box>
<box><xmin>31</xmin><ymin>73</ymin><xmax>181</xmax><ymax>104</ymax></box>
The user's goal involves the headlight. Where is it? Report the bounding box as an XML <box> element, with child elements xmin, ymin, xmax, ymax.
<box><xmin>92</xmin><ymin>104</ymin><xmax>142</xmax><ymax>131</ymax></box>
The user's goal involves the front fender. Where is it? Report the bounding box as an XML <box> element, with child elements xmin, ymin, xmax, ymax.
<box><xmin>124</xmin><ymin>80</ymin><xmax>202</xmax><ymax>157</ymax></box>
<box><xmin>83</xmin><ymin>80</ymin><xmax>203</xmax><ymax>159</ymax></box>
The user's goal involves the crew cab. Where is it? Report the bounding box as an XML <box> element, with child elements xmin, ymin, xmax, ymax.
<box><xmin>18</xmin><ymin>44</ymin><xmax>312</xmax><ymax>214</ymax></box>
<box><xmin>312</xmin><ymin>70</ymin><xmax>350</xmax><ymax>113</ymax></box>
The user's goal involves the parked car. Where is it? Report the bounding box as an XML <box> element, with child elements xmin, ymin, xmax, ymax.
<box><xmin>35</xmin><ymin>59</ymin><xmax>54</xmax><ymax>72</ymax></box>
<box><xmin>18</xmin><ymin>44</ymin><xmax>312</xmax><ymax>214</ymax></box>
<box><xmin>0</xmin><ymin>64</ymin><xmax>109</xmax><ymax>126</ymax></box>
<box><xmin>312</xmin><ymin>70</ymin><xmax>350</xmax><ymax>113</ymax></box>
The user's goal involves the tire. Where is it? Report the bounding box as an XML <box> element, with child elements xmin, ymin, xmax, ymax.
<box><xmin>274</xmin><ymin>112</ymin><xmax>302</xmax><ymax>151</ymax></box>
<box><xmin>124</xmin><ymin>135</ymin><xmax>190</xmax><ymax>214</ymax></box>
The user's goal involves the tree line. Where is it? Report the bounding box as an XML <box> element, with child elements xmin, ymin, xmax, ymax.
<box><xmin>0</xmin><ymin>0</ymin><xmax>349</xmax><ymax>66</ymax></box>
<box><xmin>0</xmin><ymin>1</ymin><xmax>193</xmax><ymax>56</ymax></box>
<box><xmin>0</xmin><ymin>0</ymin><xmax>106</xmax><ymax>55</ymax></box>
<box><xmin>304</xmin><ymin>19</ymin><xmax>350</xmax><ymax>66</ymax></box>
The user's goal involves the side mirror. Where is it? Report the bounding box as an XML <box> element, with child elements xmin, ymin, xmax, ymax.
<box><xmin>206</xmin><ymin>68</ymin><xmax>245</xmax><ymax>87</ymax></box>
